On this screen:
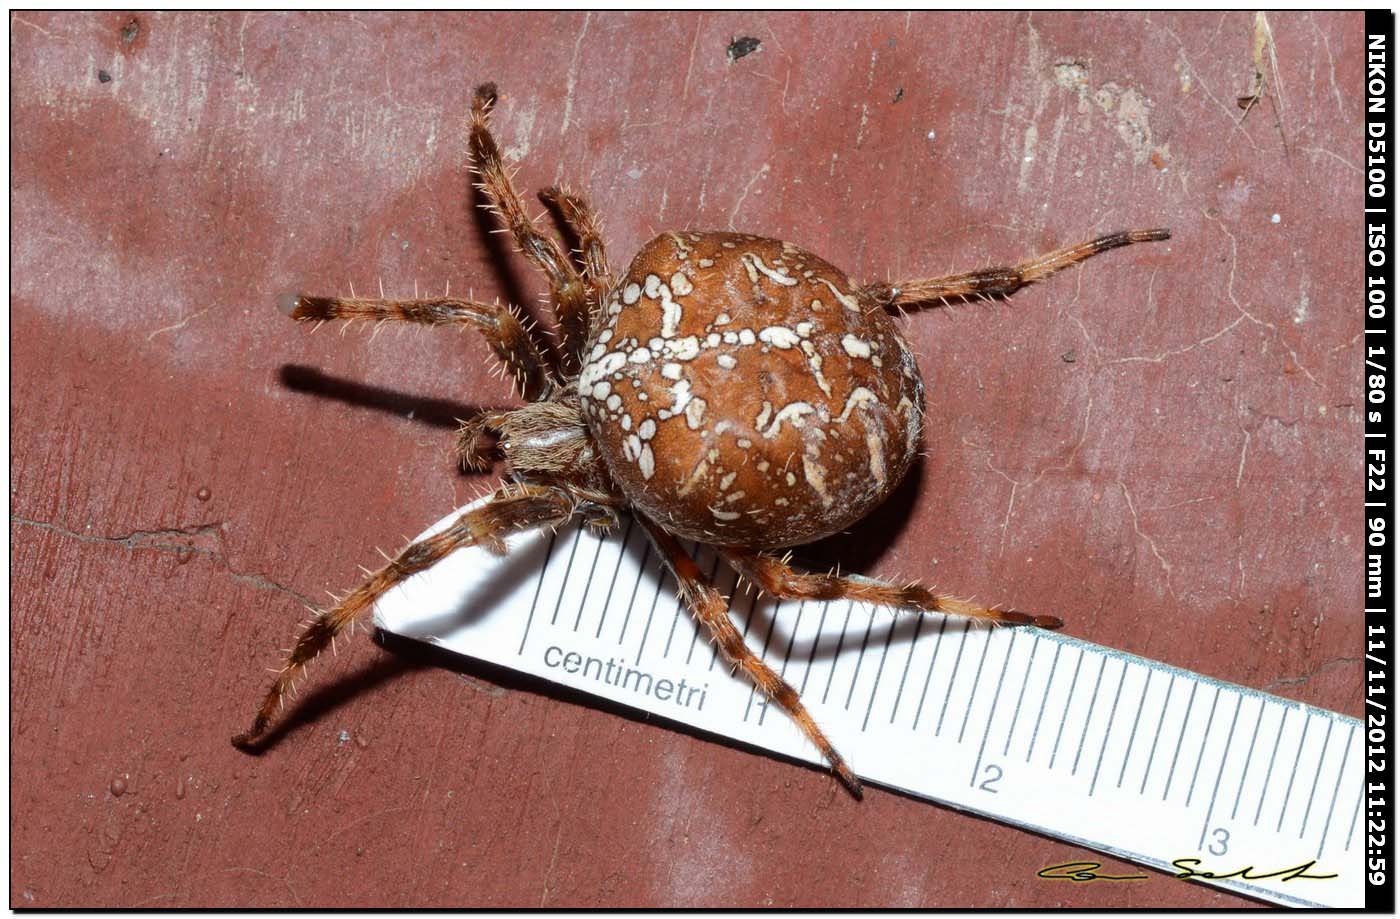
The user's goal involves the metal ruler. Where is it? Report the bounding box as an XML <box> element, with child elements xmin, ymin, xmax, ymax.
<box><xmin>374</xmin><ymin>507</ymin><xmax>1365</xmax><ymax>908</ymax></box>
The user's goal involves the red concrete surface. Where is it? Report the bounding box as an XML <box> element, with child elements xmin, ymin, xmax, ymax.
<box><xmin>11</xmin><ymin>11</ymin><xmax>1363</xmax><ymax>907</ymax></box>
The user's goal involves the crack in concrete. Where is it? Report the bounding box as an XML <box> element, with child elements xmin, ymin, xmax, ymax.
<box><xmin>1263</xmin><ymin>656</ymin><xmax>1363</xmax><ymax>693</ymax></box>
<box><xmin>11</xmin><ymin>515</ymin><xmax>315</xmax><ymax>607</ymax></box>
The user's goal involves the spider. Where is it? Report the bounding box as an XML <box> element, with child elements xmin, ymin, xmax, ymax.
<box><xmin>233</xmin><ymin>83</ymin><xmax>1168</xmax><ymax>798</ymax></box>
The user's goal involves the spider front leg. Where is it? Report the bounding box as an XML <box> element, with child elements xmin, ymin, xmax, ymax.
<box><xmin>539</xmin><ymin>186</ymin><xmax>613</xmax><ymax>299</ymax></box>
<box><xmin>280</xmin><ymin>294</ymin><xmax>555</xmax><ymax>401</ymax></box>
<box><xmin>470</xmin><ymin>84</ymin><xmax>592</xmax><ymax>377</ymax></box>
<box><xmin>232</xmin><ymin>483</ymin><xmax>577</xmax><ymax>748</ymax></box>
<box><xmin>864</xmin><ymin>228</ymin><xmax>1170</xmax><ymax>311</ymax></box>
<box><xmin>638</xmin><ymin>518</ymin><xmax>863</xmax><ymax>798</ymax></box>
<box><xmin>720</xmin><ymin>548</ymin><xmax>1063</xmax><ymax>629</ymax></box>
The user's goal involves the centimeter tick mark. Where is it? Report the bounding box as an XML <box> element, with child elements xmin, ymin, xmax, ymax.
<box><xmin>957</xmin><ymin>627</ymin><xmax>995</xmax><ymax>744</ymax></box>
<box><xmin>1088</xmin><ymin>658</ymin><xmax>1128</xmax><ymax>795</ymax></box>
<box><xmin>861</xmin><ymin>613</ymin><xmax>897</xmax><ymax>731</ymax></box>
<box><xmin>1197</xmin><ymin>691</ymin><xmax>1242</xmax><ymax>848</ymax></box>
<box><xmin>594</xmin><ymin>518</ymin><xmax>638</xmax><ymax>639</ymax></box>
<box><xmin>1047</xmin><ymin>646</ymin><xmax>1086</xmax><ymax>770</ymax></box>
<box><xmin>1276</xmin><ymin>711</ymin><xmax>1313</xmax><ymax>833</ymax></box>
<box><xmin>515</xmin><ymin>531</ymin><xmax>560</xmax><ymax>655</ymax></box>
<box><xmin>1140</xmin><ymin>671</ymin><xmax>1177</xmax><ymax>796</ymax></box>
<box><xmin>1297</xmin><ymin>715</ymin><xmax>1335</xmax><ymax>840</ymax></box>
<box><xmin>1116</xmin><ymin>666</ymin><xmax>1151</xmax><ymax>789</ymax></box>
<box><xmin>970</xmin><ymin>630</ymin><xmax>1016</xmax><ymax>788</ymax></box>
<box><xmin>1070</xmin><ymin>652</ymin><xmax>1108</xmax><ymax>776</ymax></box>
<box><xmin>820</xmin><ymin>601</ymin><xmax>855</xmax><ymax>705</ymax></box>
<box><xmin>1230</xmin><ymin>697</ymin><xmax>1266</xmax><ymax>820</ymax></box>
<box><xmin>844</xmin><ymin>610</ymin><xmax>875</xmax><ymax>711</ymax></box>
<box><xmin>761</xmin><ymin>601</ymin><xmax>806</xmax><ymax>727</ymax></box>
<box><xmin>1317</xmin><ymin>722</ymin><xmax>1355</xmax><ymax>857</ymax></box>
<box><xmin>1025</xmin><ymin>639</ymin><xmax>1063</xmax><ymax>763</ymax></box>
<box><xmin>1160</xmin><ymin>680</ymin><xmax>1199</xmax><ymax>801</ymax></box>
<box><xmin>911</xmin><ymin>614</ymin><xmax>952</xmax><ymax>731</ymax></box>
<box><xmin>886</xmin><ymin>613</ymin><xmax>926</xmax><ymax>726</ymax></box>
<box><xmin>1183</xmin><ymin>685</ymin><xmax>1221</xmax><ymax>808</ymax></box>
<box><xmin>797</xmin><ymin>599</ymin><xmax>830</xmax><ymax>696</ymax></box>
<box><xmin>935</xmin><ymin>622</ymin><xmax>973</xmax><ymax>737</ymax></box>
<box><xmin>1254</xmin><ymin>706</ymin><xmax>1290</xmax><ymax>827</ymax></box>
<box><xmin>1003</xmin><ymin>631</ymin><xmax>1040</xmax><ymax>757</ymax></box>
<box><xmin>571</xmin><ymin>528</ymin><xmax>608</xmax><ymax>631</ymax></box>
<box><xmin>547</xmin><ymin>528</ymin><xmax>586</xmax><ymax>626</ymax></box>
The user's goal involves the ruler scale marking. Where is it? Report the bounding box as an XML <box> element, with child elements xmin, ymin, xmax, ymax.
<box><xmin>1197</xmin><ymin>691</ymin><xmax>1243</xmax><ymax>848</ymax></box>
<box><xmin>547</xmin><ymin>528</ymin><xmax>585</xmax><ymax>626</ymax></box>
<box><xmin>971</xmin><ymin>631</ymin><xmax>1017</xmax><ymax>788</ymax></box>
<box><xmin>376</xmin><ymin>510</ymin><xmax>1365</xmax><ymax>907</ymax></box>
<box><xmin>593</xmin><ymin>518</ymin><xmax>636</xmax><ymax>640</ymax></box>
<box><xmin>1025</xmin><ymin>640</ymin><xmax>1063</xmax><ymax>763</ymax></box>
<box><xmin>1317</xmin><ymin>722</ymin><xmax>1356</xmax><ymax>858</ymax></box>
<box><xmin>1116</xmin><ymin>666</ymin><xmax>1151</xmax><ymax>790</ymax></box>
<box><xmin>1254</xmin><ymin>706</ymin><xmax>1289</xmax><ymax>826</ymax></box>
<box><xmin>1297</xmin><ymin>715</ymin><xmax>1336</xmax><ymax>840</ymax></box>
<box><xmin>1276</xmin><ymin>711</ymin><xmax>1313</xmax><ymax>833</ymax></box>
<box><xmin>1230</xmin><ymin>696</ymin><xmax>1266</xmax><ymax>820</ymax></box>
<box><xmin>886</xmin><ymin>613</ymin><xmax>926</xmax><ymax>726</ymax></box>
<box><xmin>1161</xmin><ymin>680</ymin><xmax>1199</xmax><ymax>802</ymax></box>
<box><xmin>1089</xmin><ymin>658</ymin><xmax>1129</xmax><ymax>795</ymax></box>
<box><xmin>1071</xmin><ymin>653</ymin><xmax>1109</xmax><ymax>776</ymax></box>
<box><xmin>515</xmin><ymin>531</ymin><xmax>559</xmax><ymax>654</ymax></box>
<box><xmin>1184</xmin><ymin>685</ymin><xmax>1222</xmax><ymax>808</ymax></box>
<box><xmin>861</xmin><ymin>615</ymin><xmax>897</xmax><ymax>731</ymax></box>
<box><xmin>957</xmin><ymin>627</ymin><xmax>996</xmax><ymax>744</ymax></box>
<box><xmin>1047</xmin><ymin>646</ymin><xmax>1086</xmax><ymax>770</ymax></box>
<box><xmin>1003</xmin><ymin>631</ymin><xmax>1040</xmax><ymax>758</ymax></box>
<box><xmin>911</xmin><ymin>614</ymin><xmax>951</xmax><ymax>731</ymax></box>
<box><xmin>935</xmin><ymin>622</ymin><xmax>973</xmax><ymax>736</ymax></box>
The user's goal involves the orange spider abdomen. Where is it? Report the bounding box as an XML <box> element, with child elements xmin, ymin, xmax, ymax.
<box><xmin>578</xmin><ymin>232</ymin><xmax>924</xmax><ymax>548</ymax></box>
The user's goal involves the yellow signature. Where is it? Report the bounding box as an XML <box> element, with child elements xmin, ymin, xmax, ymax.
<box><xmin>1037</xmin><ymin>858</ymin><xmax>1338</xmax><ymax>884</ymax></box>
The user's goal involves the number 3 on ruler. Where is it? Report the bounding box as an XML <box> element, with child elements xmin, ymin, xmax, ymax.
<box><xmin>978</xmin><ymin>764</ymin><xmax>1003</xmax><ymax>793</ymax></box>
<box><xmin>1208</xmin><ymin>827</ymin><xmax>1230</xmax><ymax>856</ymax></box>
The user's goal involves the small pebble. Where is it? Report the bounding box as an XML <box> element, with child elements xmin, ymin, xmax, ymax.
<box><xmin>195</xmin><ymin>486</ymin><xmax>211</xmax><ymax>502</ymax></box>
<box><xmin>1271</xmin><ymin>213</ymin><xmax>1281</xmax><ymax>224</ymax></box>
<box><xmin>110</xmin><ymin>777</ymin><xmax>127</xmax><ymax>797</ymax></box>
<box><xmin>98</xmin><ymin>70</ymin><xmax>111</xmax><ymax>84</ymax></box>
<box><xmin>338</xmin><ymin>729</ymin><xmax>351</xmax><ymax>744</ymax></box>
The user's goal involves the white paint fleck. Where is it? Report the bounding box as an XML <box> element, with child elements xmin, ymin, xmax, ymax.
<box><xmin>685</xmin><ymin>396</ymin><xmax>707</xmax><ymax>430</ymax></box>
<box><xmin>638</xmin><ymin>418</ymin><xmax>656</xmax><ymax>440</ymax></box>
<box><xmin>744</xmin><ymin>253</ymin><xmax>799</xmax><ymax>286</ymax></box>
<box><xmin>817</xmin><ymin>277</ymin><xmax>861</xmax><ymax>312</ymax></box>
<box><xmin>763</xmin><ymin>401</ymin><xmax>815</xmax><ymax>438</ymax></box>
<box><xmin>629</xmin><ymin>348</ymin><xmax>653</xmax><ymax>364</ymax></box>
<box><xmin>670</xmin><ymin>271</ymin><xmax>694</xmax><ymax>296</ymax></box>
<box><xmin>661</xmin><ymin>362</ymin><xmax>683</xmax><ymax>380</ymax></box>
<box><xmin>717</xmin><ymin>354</ymin><xmax>737</xmax><ymax>370</ymax></box>
<box><xmin>759</xmin><ymin>326</ymin><xmax>801</xmax><ymax>349</ymax></box>
<box><xmin>841</xmin><ymin>334</ymin><xmax>872</xmax><ymax>358</ymax></box>
<box><xmin>839</xmin><ymin>386</ymin><xmax>880</xmax><ymax>422</ymax></box>
<box><xmin>622</xmin><ymin>283</ymin><xmax>641</xmax><ymax>304</ymax></box>
<box><xmin>738</xmin><ymin>329</ymin><xmax>756</xmax><ymax>345</ymax></box>
<box><xmin>639</xmin><ymin>444</ymin><xmax>655</xmax><ymax>479</ymax></box>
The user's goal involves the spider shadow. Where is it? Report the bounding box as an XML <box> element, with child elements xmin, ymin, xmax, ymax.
<box><xmin>800</xmin><ymin>453</ymin><xmax>925</xmax><ymax>574</ymax></box>
<box><xmin>278</xmin><ymin>364</ymin><xmax>498</xmax><ymax>432</ymax></box>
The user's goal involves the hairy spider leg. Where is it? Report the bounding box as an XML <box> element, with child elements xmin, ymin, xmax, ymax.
<box><xmin>865</xmin><ymin>228</ymin><xmax>1170</xmax><ymax>311</ymax></box>
<box><xmin>280</xmin><ymin>294</ymin><xmax>554</xmax><ymax>402</ymax></box>
<box><xmin>470</xmin><ymin>84</ymin><xmax>592</xmax><ymax>378</ymax></box>
<box><xmin>637</xmin><ymin>516</ymin><xmax>863</xmax><ymax>798</ymax></box>
<box><xmin>539</xmin><ymin>185</ymin><xmax>613</xmax><ymax>302</ymax></box>
<box><xmin>232</xmin><ymin>484</ymin><xmax>577</xmax><ymax>748</ymax></box>
<box><xmin>721</xmin><ymin>548</ymin><xmax>1063</xmax><ymax>629</ymax></box>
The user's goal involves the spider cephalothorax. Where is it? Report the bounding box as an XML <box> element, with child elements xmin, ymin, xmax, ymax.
<box><xmin>235</xmin><ymin>83</ymin><xmax>1168</xmax><ymax>797</ymax></box>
